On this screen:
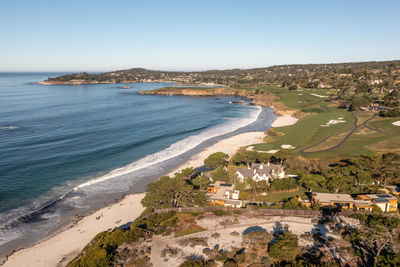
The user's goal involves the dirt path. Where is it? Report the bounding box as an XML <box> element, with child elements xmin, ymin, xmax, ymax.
<box><xmin>151</xmin><ymin>236</ymin><xmax>170</xmax><ymax>267</ymax></box>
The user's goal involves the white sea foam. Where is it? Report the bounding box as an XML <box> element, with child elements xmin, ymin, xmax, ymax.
<box><xmin>74</xmin><ymin>106</ymin><xmax>262</xmax><ymax>190</ymax></box>
<box><xmin>0</xmin><ymin>125</ymin><xmax>18</xmax><ymax>130</ymax></box>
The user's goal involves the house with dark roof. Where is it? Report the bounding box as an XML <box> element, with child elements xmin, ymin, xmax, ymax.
<box><xmin>236</xmin><ymin>162</ymin><xmax>285</xmax><ymax>183</ymax></box>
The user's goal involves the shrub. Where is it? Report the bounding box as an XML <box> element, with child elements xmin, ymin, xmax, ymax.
<box><xmin>212</xmin><ymin>210</ymin><xmax>230</xmax><ymax>216</ymax></box>
<box><xmin>269</xmin><ymin>230</ymin><xmax>299</xmax><ymax>262</ymax></box>
<box><xmin>271</xmin><ymin>178</ymin><xmax>298</xmax><ymax>191</ymax></box>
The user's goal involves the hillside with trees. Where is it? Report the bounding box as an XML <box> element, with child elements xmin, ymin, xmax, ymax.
<box><xmin>45</xmin><ymin>60</ymin><xmax>400</xmax><ymax>95</ymax></box>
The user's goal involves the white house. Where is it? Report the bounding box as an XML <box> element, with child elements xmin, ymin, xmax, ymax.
<box><xmin>236</xmin><ymin>162</ymin><xmax>286</xmax><ymax>183</ymax></box>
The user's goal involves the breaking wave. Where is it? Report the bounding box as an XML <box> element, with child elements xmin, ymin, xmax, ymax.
<box><xmin>74</xmin><ymin>106</ymin><xmax>262</xmax><ymax>190</ymax></box>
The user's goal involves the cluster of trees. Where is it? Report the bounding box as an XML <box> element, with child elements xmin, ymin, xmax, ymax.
<box><xmin>47</xmin><ymin>60</ymin><xmax>400</xmax><ymax>94</ymax></box>
<box><xmin>345</xmin><ymin>89</ymin><xmax>400</xmax><ymax>116</ymax></box>
<box><xmin>298</xmin><ymin>153</ymin><xmax>400</xmax><ymax>193</ymax></box>
<box><xmin>379</xmin><ymin>108</ymin><xmax>400</xmax><ymax>117</ymax></box>
<box><xmin>231</xmin><ymin>150</ymin><xmax>285</xmax><ymax>167</ymax></box>
<box><xmin>68</xmin><ymin>211</ymin><xmax>178</xmax><ymax>266</ymax></box>
<box><xmin>141</xmin><ymin>168</ymin><xmax>209</xmax><ymax>209</ymax></box>
<box><xmin>344</xmin><ymin>214</ymin><xmax>400</xmax><ymax>265</ymax></box>
<box><xmin>348</xmin><ymin>95</ymin><xmax>371</xmax><ymax>111</ymax></box>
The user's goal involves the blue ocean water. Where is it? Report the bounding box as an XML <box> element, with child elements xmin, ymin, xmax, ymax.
<box><xmin>0</xmin><ymin>72</ymin><xmax>274</xmax><ymax>256</ymax></box>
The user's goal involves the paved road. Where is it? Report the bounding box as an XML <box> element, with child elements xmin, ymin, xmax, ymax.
<box><xmin>299</xmin><ymin>111</ymin><xmax>360</xmax><ymax>154</ymax></box>
<box><xmin>362</xmin><ymin>115</ymin><xmax>400</xmax><ymax>136</ymax></box>
<box><xmin>300</xmin><ymin>112</ymin><xmax>400</xmax><ymax>154</ymax></box>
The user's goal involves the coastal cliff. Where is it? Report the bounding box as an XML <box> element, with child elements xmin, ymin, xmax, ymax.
<box><xmin>138</xmin><ymin>87</ymin><xmax>246</xmax><ymax>96</ymax></box>
<box><xmin>38</xmin><ymin>80</ymin><xmax>129</xmax><ymax>85</ymax></box>
<box><xmin>139</xmin><ymin>86</ymin><xmax>284</xmax><ymax>110</ymax></box>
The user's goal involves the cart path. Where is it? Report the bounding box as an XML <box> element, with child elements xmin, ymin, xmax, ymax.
<box><xmin>300</xmin><ymin>112</ymin><xmax>400</xmax><ymax>153</ymax></box>
<box><xmin>299</xmin><ymin>111</ymin><xmax>360</xmax><ymax>153</ymax></box>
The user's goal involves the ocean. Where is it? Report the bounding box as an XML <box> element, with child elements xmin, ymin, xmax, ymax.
<box><xmin>0</xmin><ymin>72</ymin><xmax>275</xmax><ymax>257</ymax></box>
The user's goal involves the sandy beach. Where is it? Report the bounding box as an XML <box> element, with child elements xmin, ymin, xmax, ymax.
<box><xmin>2</xmin><ymin>193</ymin><xmax>145</xmax><ymax>267</ymax></box>
<box><xmin>1</xmin><ymin>113</ymin><xmax>300</xmax><ymax>267</ymax></box>
<box><xmin>168</xmin><ymin>131</ymin><xmax>265</xmax><ymax>175</ymax></box>
<box><xmin>2</xmin><ymin>131</ymin><xmax>266</xmax><ymax>267</ymax></box>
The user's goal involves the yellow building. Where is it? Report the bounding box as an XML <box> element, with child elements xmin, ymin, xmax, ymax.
<box><xmin>206</xmin><ymin>181</ymin><xmax>242</xmax><ymax>208</ymax></box>
<box><xmin>359</xmin><ymin>194</ymin><xmax>398</xmax><ymax>212</ymax></box>
<box><xmin>310</xmin><ymin>192</ymin><xmax>397</xmax><ymax>212</ymax></box>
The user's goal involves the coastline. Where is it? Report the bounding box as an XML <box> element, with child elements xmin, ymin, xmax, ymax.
<box><xmin>38</xmin><ymin>80</ymin><xmax>194</xmax><ymax>85</ymax></box>
<box><xmin>168</xmin><ymin>131</ymin><xmax>266</xmax><ymax>176</ymax></box>
<box><xmin>1</xmin><ymin>131</ymin><xmax>267</xmax><ymax>267</ymax></box>
<box><xmin>0</xmin><ymin>101</ymin><xmax>297</xmax><ymax>266</ymax></box>
<box><xmin>2</xmin><ymin>193</ymin><xmax>146</xmax><ymax>267</ymax></box>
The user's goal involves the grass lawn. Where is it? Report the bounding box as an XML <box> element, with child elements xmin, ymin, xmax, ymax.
<box><xmin>255</xmin><ymin>188</ymin><xmax>306</xmax><ymax>203</ymax></box>
<box><xmin>367</xmin><ymin>117</ymin><xmax>400</xmax><ymax>135</ymax></box>
<box><xmin>305</xmin><ymin>126</ymin><xmax>400</xmax><ymax>157</ymax></box>
<box><xmin>251</xmin><ymin>86</ymin><xmax>400</xmax><ymax>158</ymax></box>
<box><xmin>254</xmin><ymin>87</ymin><xmax>354</xmax><ymax>154</ymax></box>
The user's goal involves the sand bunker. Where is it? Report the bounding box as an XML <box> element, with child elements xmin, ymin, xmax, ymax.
<box><xmin>281</xmin><ymin>144</ymin><xmax>295</xmax><ymax>149</ymax></box>
<box><xmin>271</xmin><ymin>115</ymin><xmax>298</xmax><ymax>127</ymax></box>
<box><xmin>311</xmin><ymin>93</ymin><xmax>328</xmax><ymax>98</ymax></box>
<box><xmin>392</xmin><ymin>121</ymin><xmax>400</xmax><ymax>126</ymax></box>
<box><xmin>321</xmin><ymin>118</ymin><xmax>346</xmax><ymax>127</ymax></box>
<box><xmin>266</xmin><ymin>149</ymin><xmax>279</xmax><ymax>153</ymax></box>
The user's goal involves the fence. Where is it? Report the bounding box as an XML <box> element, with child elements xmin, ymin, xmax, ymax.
<box><xmin>154</xmin><ymin>206</ymin><xmax>398</xmax><ymax>217</ymax></box>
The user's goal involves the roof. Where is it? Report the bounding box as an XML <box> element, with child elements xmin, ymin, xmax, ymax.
<box><xmin>354</xmin><ymin>200</ymin><xmax>374</xmax><ymax>206</ymax></box>
<box><xmin>237</xmin><ymin>168</ymin><xmax>255</xmax><ymax>177</ymax></box>
<box><xmin>207</xmin><ymin>181</ymin><xmax>236</xmax><ymax>201</ymax></box>
<box><xmin>374</xmin><ymin>198</ymin><xmax>389</xmax><ymax>203</ymax></box>
<box><xmin>212</xmin><ymin>181</ymin><xmax>233</xmax><ymax>188</ymax></box>
<box><xmin>237</xmin><ymin>163</ymin><xmax>284</xmax><ymax>178</ymax></box>
<box><xmin>225</xmin><ymin>199</ymin><xmax>242</xmax><ymax>205</ymax></box>
<box><xmin>366</xmin><ymin>194</ymin><xmax>396</xmax><ymax>200</ymax></box>
<box><xmin>312</xmin><ymin>192</ymin><xmax>355</xmax><ymax>203</ymax></box>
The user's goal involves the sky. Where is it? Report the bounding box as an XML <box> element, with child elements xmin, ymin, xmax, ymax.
<box><xmin>0</xmin><ymin>0</ymin><xmax>399</xmax><ymax>72</ymax></box>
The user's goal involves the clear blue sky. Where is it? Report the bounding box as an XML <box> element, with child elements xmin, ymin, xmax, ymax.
<box><xmin>1</xmin><ymin>0</ymin><xmax>399</xmax><ymax>72</ymax></box>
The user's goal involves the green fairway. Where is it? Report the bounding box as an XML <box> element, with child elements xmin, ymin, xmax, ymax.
<box><xmin>254</xmin><ymin>87</ymin><xmax>355</xmax><ymax>154</ymax></box>
<box><xmin>367</xmin><ymin>117</ymin><xmax>400</xmax><ymax>135</ymax></box>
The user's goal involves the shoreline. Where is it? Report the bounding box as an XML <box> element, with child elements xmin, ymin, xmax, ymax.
<box><xmin>1</xmin><ymin>133</ymin><xmax>268</xmax><ymax>267</ymax></box>
<box><xmin>1</xmin><ymin>107</ymin><xmax>297</xmax><ymax>266</ymax></box>
<box><xmin>37</xmin><ymin>80</ymin><xmax>206</xmax><ymax>86</ymax></box>
<box><xmin>2</xmin><ymin>193</ymin><xmax>146</xmax><ymax>267</ymax></box>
